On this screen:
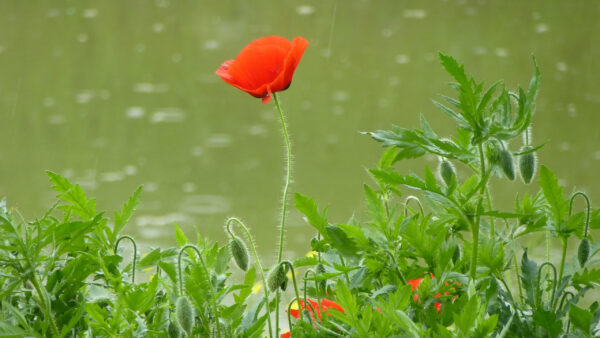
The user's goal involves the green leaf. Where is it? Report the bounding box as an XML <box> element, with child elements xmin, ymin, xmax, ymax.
<box><xmin>112</xmin><ymin>186</ymin><xmax>142</xmax><ymax>240</ymax></box>
<box><xmin>520</xmin><ymin>249</ymin><xmax>538</xmax><ymax>306</ymax></box>
<box><xmin>326</xmin><ymin>225</ymin><xmax>359</xmax><ymax>257</ymax></box>
<box><xmin>539</xmin><ymin>166</ymin><xmax>568</xmax><ymax>226</ymax></box>
<box><xmin>569</xmin><ymin>305</ymin><xmax>593</xmax><ymax>335</ymax></box>
<box><xmin>294</xmin><ymin>193</ymin><xmax>328</xmax><ymax>234</ymax></box>
<box><xmin>174</xmin><ymin>222</ymin><xmax>188</xmax><ymax>246</ymax></box>
<box><xmin>47</xmin><ymin>170</ymin><xmax>96</xmax><ymax>220</ymax></box>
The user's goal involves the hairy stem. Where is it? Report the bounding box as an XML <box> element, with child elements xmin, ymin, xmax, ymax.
<box><xmin>470</xmin><ymin>143</ymin><xmax>487</xmax><ymax>280</ymax></box>
<box><xmin>114</xmin><ymin>235</ymin><xmax>137</xmax><ymax>284</ymax></box>
<box><xmin>558</xmin><ymin>237</ymin><xmax>568</xmax><ymax>286</ymax></box>
<box><xmin>273</xmin><ymin>92</ymin><xmax>293</xmax><ymax>336</ymax></box>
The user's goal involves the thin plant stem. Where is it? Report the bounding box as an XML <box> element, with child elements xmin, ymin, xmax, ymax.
<box><xmin>512</xmin><ymin>244</ymin><xmax>523</xmax><ymax>303</ymax></box>
<box><xmin>384</xmin><ymin>250</ymin><xmax>407</xmax><ymax>284</ymax></box>
<box><xmin>273</xmin><ymin>92</ymin><xmax>293</xmax><ymax>336</ymax></box>
<box><xmin>558</xmin><ymin>237</ymin><xmax>568</xmax><ymax>287</ymax></box>
<box><xmin>114</xmin><ymin>235</ymin><xmax>137</xmax><ymax>284</ymax></box>
<box><xmin>280</xmin><ymin>261</ymin><xmax>303</xmax><ymax>321</ymax></box>
<box><xmin>470</xmin><ymin>143</ymin><xmax>487</xmax><ymax>281</ymax></box>
<box><xmin>178</xmin><ymin>244</ymin><xmax>221</xmax><ymax>338</ymax></box>
<box><xmin>225</xmin><ymin>217</ymin><xmax>273</xmax><ymax>338</ymax></box>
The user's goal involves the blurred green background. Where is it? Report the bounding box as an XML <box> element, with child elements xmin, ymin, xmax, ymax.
<box><xmin>1</xmin><ymin>1</ymin><xmax>599</xmax><ymax>262</ymax></box>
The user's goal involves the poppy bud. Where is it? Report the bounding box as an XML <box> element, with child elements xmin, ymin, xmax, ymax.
<box><xmin>316</xmin><ymin>263</ymin><xmax>327</xmax><ymax>292</ymax></box>
<box><xmin>168</xmin><ymin>320</ymin><xmax>181</xmax><ymax>338</ymax></box>
<box><xmin>518</xmin><ymin>146</ymin><xmax>536</xmax><ymax>184</ymax></box>
<box><xmin>229</xmin><ymin>236</ymin><xmax>249</xmax><ymax>271</ymax></box>
<box><xmin>578</xmin><ymin>238</ymin><xmax>590</xmax><ymax>267</ymax></box>
<box><xmin>485</xmin><ymin>142</ymin><xmax>501</xmax><ymax>167</ymax></box>
<box><xmin>267</xmin><ymin>263</ymin><xmax>287</xmax><ymax>292</ymax></box>
<box><xmin>499</xmin><ymin>150</ymin><xmax>515</xmax><ymax>180</ymax></box>
<box><xmin>175</xmin><ymin>296</ymin><xmax>194</xmax><ymax>336</ymax></box>
<box><xmin>452</xmin><ymin>246</ymin><xmax>460</xmax><ymax>264</ymax></box>
<box><xmin>439</xmin><ymin>159</ymin><xmax>456</xmax><ymax>187</ymax></box>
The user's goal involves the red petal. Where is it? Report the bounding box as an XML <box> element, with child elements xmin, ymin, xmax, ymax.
<box><xmin>321</xmin><ymin>298</ymin><xmax>345</xmax><ymax>314</ymax></box>
<box><xmin>434</xmin><ymin>302</ymin><xmax>442</xmax><ymax>314</ymax></box>
<box><xmin>280</xmin><ymin>332</ymin><xmax>291</xmax><ymax>338</ymax></box>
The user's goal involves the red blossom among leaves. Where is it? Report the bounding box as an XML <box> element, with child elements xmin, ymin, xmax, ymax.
<box><xmin>407</xmin><ymin>273</ymin><xmax>461</xmax><ymax>314</ymax></box>
<box><xmin>280</xmin><ymin>331</ymin><xmax>291</xmax><ymax>338</ymax></box>
<box><xmin>288</xmin><ymin>298</ymin><xmax>344</xmax><ymax>321</ymax></box>
<box><xmin>216</xmin><ymin>36</ymin><xmax>309</xmax><ymax>104</ymax></box>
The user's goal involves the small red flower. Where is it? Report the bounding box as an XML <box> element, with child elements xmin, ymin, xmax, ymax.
<box><xmin>288</xmin><ymin>298</ymin><xmax>344</xmax><ymax>321</ymax></box>
<box><xmin>280</xmin><ymin>331</ymin><xmax>291</xmax><ymax>338</ymax></box>
<box><xmin>407</xmin><ymin>273</ymin><xmax>443</xmax><ymax>314</ymax></box>
<box><xmin>216</xmin><ymin>36</ymin><xmax>309</xmax><ymax>104</ymax></box>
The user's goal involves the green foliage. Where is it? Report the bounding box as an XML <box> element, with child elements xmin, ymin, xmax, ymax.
<box><xmin>1</xmin><ymin>54</ymin><xmax>598</xmax><ymax>337</ymax></box>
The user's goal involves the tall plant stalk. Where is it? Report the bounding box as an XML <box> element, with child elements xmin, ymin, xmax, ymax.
<box><xmin>272</xmin><ymin>92</ymin><xmax>292</xmax><ymax>336</ymax></box>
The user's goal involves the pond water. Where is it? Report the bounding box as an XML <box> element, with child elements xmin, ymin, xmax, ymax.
<box><xmin>1</xmin><ymin>1</ymin><xmax>599</xmax><ymax>263</ymax></box>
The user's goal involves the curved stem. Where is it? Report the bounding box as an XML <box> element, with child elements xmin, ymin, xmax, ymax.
<box><xmin>304</xmin><ymin>269</ymin><xmax>322</xmax><ymax>314</ymax></box>
<box><xmin>225</xmin><ymin>217</ymin><xmax>273</xmax><ymax>338</ymax></box>
<box><xmin>569</xmin><ymin>192</ymin><xmax>591</xmax><ymax>238</ymax></box>
<box><xmin>404</xmin><ymin>195</ymin><xmax>424</xmax><ymax>217</ymax></box>
<box><xmin>280</xmin><ymin>261</ymin><xmax>302</xmax><ymax>322</ymax></box>
<box><xmin>178</xmin><ymin>244</ymin><xmax>221</xmax><ymax>338</ymax></box>
<box><xmin>536</xmin><ymin>262</ymin><xmax>557</xmax><ymax>309</ymax></box>
<box><xmin>286</xmin><ymin>297</ymin><xmax>299</xmax><ymax>331</ymax></box>
<box><xmin>273</xmin><ymin>92</ymin><xmax>292</xmax><ymax>336</ymax></box>
<box><xmin>114</xmin><ymin>235</ymin><xmax>137</xmax><ymax>284</ymax></box>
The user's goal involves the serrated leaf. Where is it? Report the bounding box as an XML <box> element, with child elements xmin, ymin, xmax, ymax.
<box><xmin>47</xmin><ymin>170</ymin><xmax>96</xmax><ymax>220</ymax></box>
<box><xmin>295</xmin><ymin>193</ymin><xmax>328</xmax><ymax>234</ymax></box>
<box><xmin>569</xmin><ymin>305</ymin><xmax>593</xmax><ymax>335</ymax></box>
<box><xmin>113</xmin><ymin>186</ymin><xmax>142</xmax><ymax>240</ymax></box>
<box><xmin>174</xmin><ymin>222</ymin><xmax>188</xmax><ymax>246</ymax></box>
<box><xmin>539</xmin><ymin>166</ymin><xmax>568</xmax><ymax>227</ymax></box>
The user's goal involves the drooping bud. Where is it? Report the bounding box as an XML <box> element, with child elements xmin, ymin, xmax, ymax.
<box><xmin>267</xmin><ymin>263</ymin><xmax>287</xmax><ymax>292</ymax></box>
<box><xmin>499</xmin><ymin>150</ymin><xmax>515</xmax><ymax>180</ymax></box>
<box><xmin>175</xmin><ymin>296</ymin><xmax>194</xmax><ymax>336</ymax></box>
<box><xmin>518</xmin><ymin>146</ymin><xmax>537</xmax><ymax>184</ymax></box>
<box><xmin>229</xmin><ymin>236</ymin><xmax>249</xmax><ymax>271</ymax></box>
<box><xmin>578</xmin><ymin>238</ymin><xmax>591</xmax><ymax>267</ymax></box>
<box><xmin>439</xmin><ymin>159</ymin><xmax>456</xmax><ymax>187</ymax></box>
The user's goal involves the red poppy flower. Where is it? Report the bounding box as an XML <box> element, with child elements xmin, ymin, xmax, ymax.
<box><xmin>280</xmin><ymin>331</ymin><xmax>291</xmax><ymax>338</ymax></box>
<box><xmin>216</xmin><ymin>36</ymin><xmax>309</xmax><ymax>104</ymax></box>
<box><xmin>288</xmin><ymin>298</ymin><xmax>344</xmax><ymax>321</ymax></box>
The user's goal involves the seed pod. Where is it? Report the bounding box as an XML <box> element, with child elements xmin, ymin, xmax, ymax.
<box><xmin>168</xmin><ymin>319</ymin><xmax>182</xmax><ymax>338</ymax></box>
<box><xmin>518</xmin><ymin>146</ymin><xmax>536</xmax><ymax>184</ymax></box>
<box><xmin>229</xmin><ymin>236</ymin><xmax>249</xmax><ymax>271</ymax></box>
<box><xmin>316</xmin><ymin>263</ymin><xmax>327</xmax><ymax>292</ymax></box>
<box><xmin>499</xmin><ymin>150</ymin><xmax>515</xmax><ymax>180</ymax></box>
<box><xmin>176</xmin><ymin>296</ymin><xmax>194</xmax><ymax>336</ymax></box>
<box><xmin>267</xmin><ymin>264</ymin><xmax>287</xmax><ymax>292</ymax></box>
<box><xmin>439</xmin><ymin>159</ymin><xmax>456</xmax><ymax>187</ymax></box>
<box><xmin>578</xmin><ymin>238</ymin><xmax>591</xmax><ymax>267</ymax></box>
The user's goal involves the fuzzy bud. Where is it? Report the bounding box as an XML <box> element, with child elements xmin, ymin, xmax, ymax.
<box><xmin>168</xmin><ymin>320</ymin><xmax>182</xmax><ymax>338</ymax></box>
<box><xmin>267</xmin><ymin>264</ymin><xmax>287</xmax><ymax>292</ymax></box>
<box><xmin>439</xmin><ymin>159</ymin><xmax>456</xmax><ymax>187</ymax></box>
<box><xmin>175</xmin><ymin>296</ymin><xmax>194</xmax><ymax>336</ymax></box>
<box><xmin>518</xmin><ymin>146</ymin><xmax>536</xmax><ymax>184</ymax></box>
<box><xmin>229</xmin><ymin>236</ymin><xmax>249</xmax><ymax>271</ymax></box>
<box><xmin>499</xmin><ymin>150</ymin><xmax>515</xmax><ymax>180</ymax></box>
<box><xmin>578</xmin><ymin>238</ymin><xmax>591</xmax><ymax>267</ymax></box>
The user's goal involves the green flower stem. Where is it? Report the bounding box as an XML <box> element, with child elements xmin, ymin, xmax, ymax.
<box><xmin>304</xmin><ymin>269</ymin><xmax>322</xmax><ymax>316</ymax></box>
<box><xmin>512</xmin><ymin>243</ymin><xmax>524</xmax><ymax>303</ymax></box>
<box><xmin>273</xmin><ymin>92</ymin><xmax>292</xmax><ymax>336</ymax></box>
<box><xmin>536</xmin><ymin>262</ymin><xmax>557</xmax><ymax>309</ymax></box>
<box><xmin>31</xmin><ymin>273</ymin><xmax>59</xmax><ymax>337</ymax></box>
<box><xmin>114</xmin><ymin>235</ymin><xmax>137</xmax><ymax>284</ymax></box>
<box><xmin>280</xmin><ymin>261</ymin><xmax>302</xmax><ymax>322</ymax></box>
<box><xmin>225</xmin><ymin>217</ymin><xmax>273</xmax><ymax>338</ymax></box>
<box><xmin>178</xmin><ymin>244</ymin><xmax>221</xmax><ymax>338</ymax></box>
<box><xmin>404</xmin><ymin>195</ymin><xmax>424</xmax><ymax>217</ymax></box>
<box><xmin>470</xmin><ymin>143</ymin><xmax>488</xmax><ymax>281</ymax></box>
<box><xmin>558</xmin><ymin>237</ymin><xmax>568</xmax><ymax>287</ymax></box>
